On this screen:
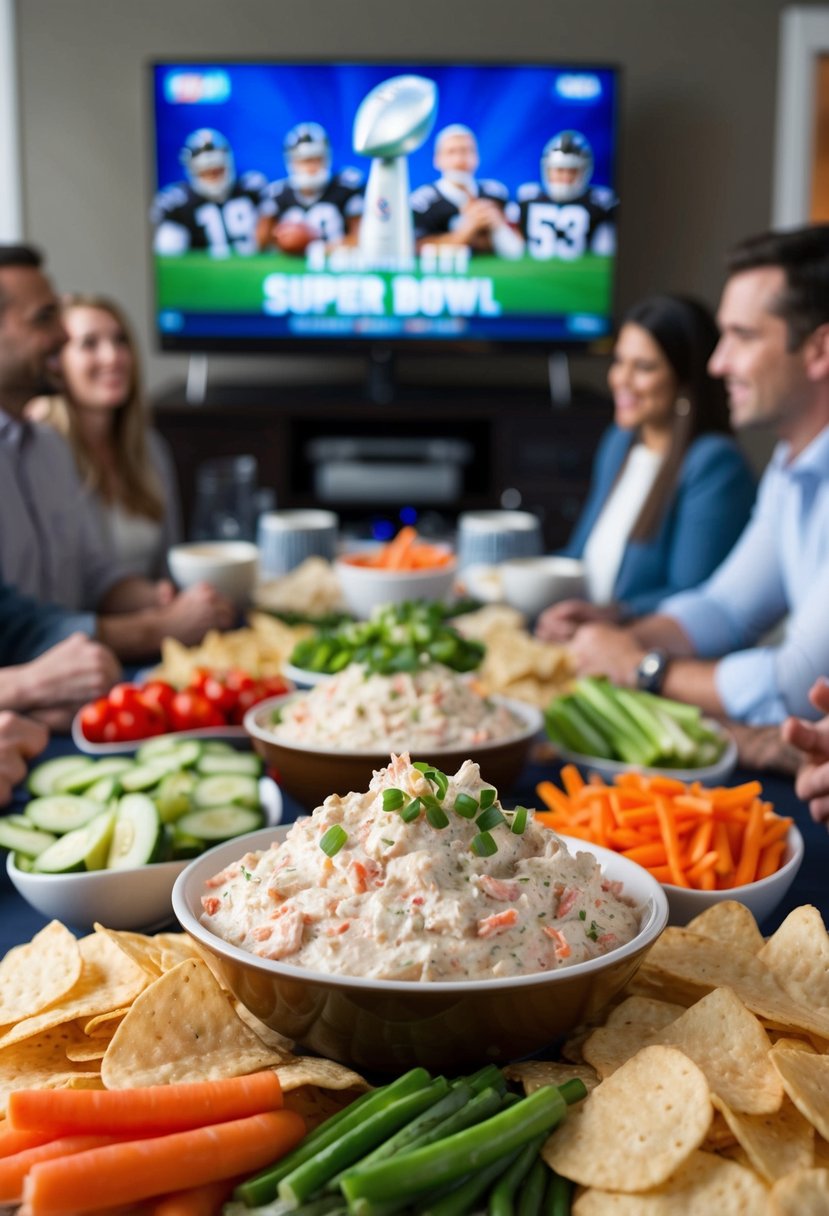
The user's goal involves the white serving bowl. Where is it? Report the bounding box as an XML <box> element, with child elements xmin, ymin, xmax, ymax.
<box><xmin>173</xmin><ymin>826</ymin><xmax>669</xmax><ymax>1073</ymax></box>
<box><xmin>6</xmin><ymin>780</ymin><xmax>283</xmax><ymax>933</ymax></box>
<box><xmin>500</xmin><ymin>555</ymin><xmax>587</xmax><ymax>619</ymax></box>
<box><xmin>167</xmin><ymin>541</ymin><xmax>259</xmax><ymax>606</ymax></box>
<box><xmin>662</xmin><ymin>823</ymin><xmax>805</xmax><ymax>927</ymax></box>
<box><xmin>335</xmin><ymin>550</ymin><xmax>456</xmax><ymax>619</ymax></box>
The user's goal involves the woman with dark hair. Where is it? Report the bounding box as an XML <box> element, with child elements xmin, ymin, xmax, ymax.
<box><xmin>536</xmin><ymin>293</ymin><xmax>756</xmax><ymax>641</ymax></box>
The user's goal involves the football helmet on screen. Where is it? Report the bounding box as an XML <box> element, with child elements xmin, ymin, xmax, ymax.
<box><xmin>541</xmin><ymin>130</ymin><xmax>593</xmax><ymax>202</ymax></box>
<box><xmin>180</xmin><ymin>128</ymin><xmax>236</xmax><ymax>201</ymax></box>
<box><xmin>284</xmin><ymin>122</ymin><xmax>332</xmax><ymax>193</ymax></box>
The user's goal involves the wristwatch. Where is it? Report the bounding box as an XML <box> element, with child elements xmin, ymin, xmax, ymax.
<box><xmin>635</xmin><ymin>649</ymin><xmax>669</xmax><ymax>694</ymax></box>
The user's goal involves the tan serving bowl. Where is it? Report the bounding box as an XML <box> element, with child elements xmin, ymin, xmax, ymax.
<box><xmin>173</xmin><ymin>825</ymin><xmax>668</xmax><ymax>1074</ymax></box>
<box><xmin>243</xmin><ymin>692</ymin><xmax>543</xmax><ymax>812</ymax></box>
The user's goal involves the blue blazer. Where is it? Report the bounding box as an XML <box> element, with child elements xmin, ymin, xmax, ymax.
<box><xmin>561</xmin><ymin>425</ymin><xmax>757</xmax><ymax>616</ymax></box>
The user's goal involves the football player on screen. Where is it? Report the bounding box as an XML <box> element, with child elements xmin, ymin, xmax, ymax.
<box><xmin>410</xmin><ymin>124</ymin><xmax>523</xmax><ymax>258</ymax></box>
<box><xmin>513</xmin><ymin>130</ymin><xmax>618</xmax><ymax>261</ymax></box>
<box><xmin>256</xmin><ymin>123</ymin><xmax>365</xmax><ymax>255</ymax></box>
<box><xmin>150</xmin><ymin>128</ymin><xmax>268</xmax><ymax>257</ymax></box>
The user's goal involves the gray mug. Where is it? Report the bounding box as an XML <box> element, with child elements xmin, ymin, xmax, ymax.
<box><xmin>257</xmin><ymin>509</ymin><xmax>339</xmax><ymax>577</ymax></box>
<box><xmin>456</xmin><ymin>510</ymin><xmax>543</xmax><ymax>569</ymax></box>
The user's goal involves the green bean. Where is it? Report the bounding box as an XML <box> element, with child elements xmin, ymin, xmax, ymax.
<box><xmin>234</xmin><ymin>1067</ymin><xmax>430</xmax><ymax>1207</ymax></box>
<box><xmin>340</xmin><ymin>1084</ymin><xmax>569</xmax><ymax>1214</ymax></box>
<box><xmin>542</xmin><ymin>1169</ymin><xmax>574</xmax><ymax>1216</ymax></box>
<box><xmin>556</xmin><ymin>1078</ymin><xmax>588</xmax><ymax>1106</ymax></box>
<box><xmin>279</xmin><ymin>1076</ymin><xmax>450</xmax><ymax>1206</ymax></box>
<box><xmin>487</xmin><ymin>1135</ymin><xmax>546</xmax><ymax>1216</ymax></box>
<box><xmin>462</xmin><ymin>1063</ymin><xmax>506</xmax><ymax>1096</ymax></box>
<box><xmin>419</xmin><ymin>1148</ymin><xmax>524</xmax><ymax>1216</ymax></box>
<box><xmin>516</xmin><ymin>1158</ymin><xmax>548</xmax><ymax>1216</ymax></box>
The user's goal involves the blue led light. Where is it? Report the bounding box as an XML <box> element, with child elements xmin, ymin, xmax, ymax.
<box><xmin>399</xmin><ymin>506</ymin><xmax>418</xmax><ymax>526</ymax></box>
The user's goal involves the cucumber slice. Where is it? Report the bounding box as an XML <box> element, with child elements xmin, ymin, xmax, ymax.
<box><xmin>192</xmin><ymin>774</ymin><xmax>260</xmax><ymax>810</ymax></box>
<box><xmin>170</xmin><ymin>831</ymin><xmax>205</xmax><ymax>859</ymax></box>
<box><xmin>27</xmin><ymin>755</ymin><xmax>92</xmax><ymax>797</ymax></box>
<box><xmin>135</xmin><ymin>734</ymin><xmax>184</xmax><ymax>763</ymax></box>
<box><xmin>25</xmin><ymin>794</ymin><xmax>104</xmax><ymax>834</ymax></box>
<box><xmin>85</xmin><ymin>775</ymin><xmax>122</xmax><ymax>804</ymax></box>
<box><xmin>13</xmin><ymin>852</ymin><xmax>34</xmax><ymax>872</ymax></box>
<box><xmin>33</xmin><ymin>809</ymin><xmax>115</xmax><ymax>874</ymax></box>
<box><xmin>106</xmin><ymin>795</ymin><xmax>163</xmax><ymax>870</ymax></box>
<box><xmin>200</xmin><ymin>741</ymin><xmax>236</xmax><ymax>755</ymax></box>
<box><xmin>153</xmin><ymin>771</ymin><xmax>197</xmax><ymax>824</ymax></box>
<box><xmin>196</xmin><ymin>751</ymin><xmax>263</xmax><ymax>778</ymax></box>
<box><xmin>56</xmin><ymin>757</ymin><xmax>134</xmax><ymax>794</ymax></box>
<box><xmin>118</xmin><ymin>756</ymin><xmax>183</xmax><ymax>792</ymax></box>
<box><xmin>0</xmin><ymin>820</ymin><xmax>58</xmax><ymax>858</ymax></box>
<box><xmin>175</xmin><ymin>805</ymin><xmax>264</xmax><ymax>842</ymax></box>
<box><xmin>164</xmin><ymin>740</ymin><xmax>204</xmax><ymax>769</ymax></box>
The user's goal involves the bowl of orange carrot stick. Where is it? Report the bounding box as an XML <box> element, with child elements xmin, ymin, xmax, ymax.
<box><xmin>535</xmin><ymin>764</ymin><xmax>804</xmax><ymax>926</ymax></box>
<box><xmin>336</xmin><ymin>526</ymin><xmax>456</xmax><ymax>618</ymax></box>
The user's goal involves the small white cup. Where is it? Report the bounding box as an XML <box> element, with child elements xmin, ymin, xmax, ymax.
<box><xmin>167</xmin><ymin>541</ymin><xmax>259</xmax><ymax>607</ymax></box>
<box><xmin>257</xmin><ymin>510</ymin><xmax>339</xmax><ymax>578</ymax></box>
<box><xmin>500</xmin><ymin>556</ymin><xmax>587</xmax><ymax>619</ymax></box>
<box><xmin>456</xmin><ymin>510</ymin><xmax>543</xmax><ymax>570</ymax></box>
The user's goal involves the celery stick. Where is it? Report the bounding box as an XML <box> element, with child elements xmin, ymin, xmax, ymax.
<box><xmin>545</xmin><ymin>697</ymin><xmax>615</xmax><ymax>759</ymax></box>
<box><xmin>574</xmin><ymin>679</ymin><xmax>658</xmax><ymax>765</ymax></box>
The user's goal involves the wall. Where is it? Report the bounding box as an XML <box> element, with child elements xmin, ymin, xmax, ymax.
<box><xmin>13</xmin><ymin>0</ymin><xmax>816</xmax><ymax>436</ymax></box>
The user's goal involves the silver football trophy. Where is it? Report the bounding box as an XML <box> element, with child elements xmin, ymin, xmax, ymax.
<box><xmin>353</xmin><ymin>74</ymin><xmax>438</xmax><ymax>267</ymax></box>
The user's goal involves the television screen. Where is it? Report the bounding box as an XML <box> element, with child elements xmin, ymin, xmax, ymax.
<box><xmin>149</xmin><ymin>60</ymin><xmax>621</xmax><ymax>352</ymax></box>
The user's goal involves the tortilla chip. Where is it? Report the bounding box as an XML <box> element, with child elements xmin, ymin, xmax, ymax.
<box><xmin>583</xmin><ymin>996</ymin><xmax>684</xmax><ymax>1079</ymax></box>
<box><xmin>637</xmin><ymin>927</ymin><xmax>829</xmax><ymax>1040</ymax></box>
<box><xmin>503</xmin><ymin>1058</ymin><xmax>600</xmax><ymax>1096</ymax></box>
<box><xmin>770</xmin><ymin>1044</ymin><xmax>829</xmax><ymax>1140</ymax></box>
<box><xmin>0</xmin><ymin>921</ymin><xmax>82</xmax><ymax>1025</ymax></box>
<box><xmin>274</xmin><ymin>1057</ymin><xmax>369</xmax><ymax>1093</ymax></box>
<box><xmin>233</xmin><ymin>1003</ymin><xmax>295</xmax><ymax>1054</ymax></box>
<box><xmin>769</xmin><ymin>1167</ymin><xmax>829</xmax><ymax>1215</ymax></box>
<box><xmin>571</xmin><ymin>1151</ymin><xmax>770</xmax><ymax>1214</ymax></box>
<box><xmin>94</xmin><ymin>925</ymin><xmax>165</xmax><ymax>980</ymax></box>
<box><xmin>757</xmin><ymin>905</ymin><xmax>829</xmax><ymax>1016</ymax></box>
<box><xmin>652</xmin><ymin>986</ymin><xmax>782</xmax><ymax>1115</ymax></box>
<box><xmin>685</xmin><ymin>900</ymin><xmax>765</xmax><ymax>954</ymax></box>
<box><xmin>0</xmin><ymin>1023</ymin><xmax>103</xmax><ymax>1115</ymax></box>
<box><xmin>543</xmin><ymin>1045</ymin><xmax>712</xmax><ymax>1192</ymax></box>
<box><xmin>283</xmin><ymin>1084</ymin><xmax>364</xmax><ymax>1132</ymax></box>
<box><xmin>100</xmin><ymin>958</ymin><xmax>286</xmax><ymax>1088</ymax></box>
<box><xmin>0</xmin><ymin>933</ymin><xmax>148</xmax><ymax>1050</ymax></box>
<box><xmin>711</xmin><ymin>1093</ymin><xmax>814</xmax><ymax>1183</ymax></box>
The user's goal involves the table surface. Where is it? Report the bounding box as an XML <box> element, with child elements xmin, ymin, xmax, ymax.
<box><xmin>1</xmin><ymin>734</ymin><xmax>825</xmax><ymax>957</ymax></box>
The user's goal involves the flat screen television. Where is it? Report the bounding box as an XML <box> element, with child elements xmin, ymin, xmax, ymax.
<box><xmin>148</xmin><ymin>60</ymin><xmax>621</xmax><ymax>356</ymax></box>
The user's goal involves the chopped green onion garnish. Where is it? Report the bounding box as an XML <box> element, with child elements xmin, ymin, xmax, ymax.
<box><xmin>425</xmin><ymin>804</ymin><xmax>450</xmax><ymax>829</ymax></box>
<box><xmin>413</xmin><ymin>762</ymin><xmax>449</xmax><ymax>798</ymax></box>
<box><xmin>454</xmin><ymin>792</ymin><xmax>479</xmax><ymax>818</ymax></box>
<box><xmin>319</xmin><ymin>825</ymin><xmax>347</xmax><ymax>857</ymax></box>
<box><xmin>400</xmin><ymin>798</ymin><xmax>422</xmax><ymax>823</ymax></box>
<box><xmin>471</xmin><ymin>831</ymin><xmax>498</xmax><ymax>857</ymax></box>
<box><xmin>510</xmin><ymin>806</ymin><xmax>529</xmax><ymax>835</ymax></box>
<box><xmin>382</xmin><ymin>788</ymin><xmax>406</xmax><ymax>812</ymax></box>
<box><xmin>476</xmin><ymin>806</ymin><xmax>506</xmax><ymax>833</ymax></box>
<box><xmin>479</xmin><ymin>788</ymin><xmax>497</xmax><ymax>810</ymax></box>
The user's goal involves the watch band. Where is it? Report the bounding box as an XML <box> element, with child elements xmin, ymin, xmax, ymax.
<box><xmin>635</xmin><ymin>649</ymin><xmax>669</xmax><ymax>694</ymax></box>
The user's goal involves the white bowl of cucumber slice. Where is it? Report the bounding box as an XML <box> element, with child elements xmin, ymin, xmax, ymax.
<box><xmin>2</xmin><ymin>736</ymin><xmax>282</xmax><ymax>932</ymax></box>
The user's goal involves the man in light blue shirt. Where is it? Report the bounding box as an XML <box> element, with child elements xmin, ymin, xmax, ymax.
<box><xmin>566</xmin><ymin>224</ymin><xmax>829</xmax><ymax>726</ymax></box>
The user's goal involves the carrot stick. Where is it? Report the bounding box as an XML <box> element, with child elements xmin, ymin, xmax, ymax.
<box><xmin>655</xmin><ymin>796</ymin><xmax>689</xmax><ymax>887</ymax></box>
<box><xmin>642</xmin><ymin>775</ymin><xmax>688</xmax><ymax>796</ymax></box>
<box><xmin>710</xmin><ymin>781</ymin><xmax>763</xmax><ymax>808</ymax></box>
<box><xmin>535</xmin><ymin>782</ymin><xmax>573</xmax><ymax>816</ymax></box>
<box><xmin>687</xmin><ymin>819</ymin><xmax>714</xmax><ymax>864</ymax></box>
<box><xmin>712</xmin><ymin>821</ymin><xmax>735</xmax><ymax>877</ymax></box>
<box><xmin>621</xmin><ymin>842</ymin><xmax>668</xmax><ymax>867</ymax></box>
<box><xmin>0</xmin><ymin>1127</ymin><xmax>56</xmax><ymax>1160</ymax></box>
<box><xmin>760</xmin><ymin>816</ymin><xmax>793</xmax><ymax>847</ymax></box>
<box><xmin>21</xmin><ymin>1109</ymin><xmax>305</xmax><ymax>1216</ymax></box>
<box><xmin>733</xmin><ymin>798</ymin><xmax>766</xmax><ymax>886</ymax></box>
<box><xmin>382</xmin><ymin>525</ymin><xmax>417</xmax><ymax>570</ymax></box>
<box><xmin>9</xmin><ymin>1070</ymin><xmax>283</xmax><ymax>1137</ymax></box>
<box><xmin>757</xmin><ymin>839</ymin><xmax>787</xmax><ymax>880</ymax></box>
<box><xmin>148</xmin><ymin>1176</ymin><xmax>242</xmax><ymax>1216</ymax></box>
<box><xmin>0</xmin><ymin>1135</ymin><xmax>127</xmax><ymax>1203</ymax></box>
<box><xmin>686</xmin><ymin>850</ymin><xmax>719</xmax><ymax>885</ymax></box>
<box><xmin>560</xmin><ymin>765</ymin><xmax>585</xmax><ymax>797</ymax></box>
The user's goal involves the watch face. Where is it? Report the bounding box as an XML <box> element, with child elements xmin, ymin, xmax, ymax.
<box><xmin>641</xmin><ymin>654</ymin><xmax>660</xmax><ymax>678</ymax></box>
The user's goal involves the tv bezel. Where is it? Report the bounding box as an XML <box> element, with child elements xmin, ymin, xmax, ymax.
<box><xmin>146</xmin><ymin>56</ymin><xmax>623</xmax><ymax>358</ymax></box>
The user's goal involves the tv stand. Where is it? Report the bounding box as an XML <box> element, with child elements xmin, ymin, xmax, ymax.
<box><xmin>366</xmin><ymin>346</ymin><xmax>396</xmax><ymax>405</ymax></box>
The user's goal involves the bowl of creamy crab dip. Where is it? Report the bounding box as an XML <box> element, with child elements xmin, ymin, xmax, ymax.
<box><xmin>243</xmin><ymin>662</ymin><xmax>543</xmax><ymax>811</ymax></box>
<box><xmin>173</xmin><ymin>755</ymin><xmax>668</xmax><ymax>1073</ymax></box>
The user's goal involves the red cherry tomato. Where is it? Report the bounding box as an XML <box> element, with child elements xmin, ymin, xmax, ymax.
<box><xmin>224</xmin><ymin>668</ymin><xmax>256</xmax><ymax>694</ymax></box>
<box><xmin>107</xmin><ymin>682</ymin><xmax>143</xmax><ymax>712</ymax></box>
<box><xmin>109</xmin><ymin>705</ymin><xmax>157</xmax><ymax>742</ymax></box>
<box><xmin>229</xmin><ymin>682</ymin><xmax>269</xmax><ymax>726</ymax></box>
<box><xmin>200</xmin><ymin>675</ymin><xmax>236</xmax><ymax>716</ymax></box>
<box><xmin>262</xmin><ymin>674</ymin><xmax>292</xmax><ymax>698</ymax></box>
<box><xmin>168</xmin><ymin>690</ymin><xmax>226</xmax><ymax>732</ymax></box>
<box><xmin>187</xmin><ymin>668</ymin><xmax>212</xmax><ymax>695</ymax></box>
<box><xmin>79</xmin><ymin>697</ymin><xmax>112</xmax><ymax>743</ymax></box>
<box><xmin>138</xmin><ymin>680</ymin><xmax>176</xmax><ymax>721</ymax></box>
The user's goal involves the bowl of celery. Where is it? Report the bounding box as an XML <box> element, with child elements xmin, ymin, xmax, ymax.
<box><xmin>543</xmin><ymin>677</ymin><xmax>737</xmax><ymax>784</ymax></box>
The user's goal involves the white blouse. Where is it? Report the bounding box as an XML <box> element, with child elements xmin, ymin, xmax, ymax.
<box><xmin>582</xmin><ymin>443</ymin><xmax>663</xmax><ymax>605</ymax></box>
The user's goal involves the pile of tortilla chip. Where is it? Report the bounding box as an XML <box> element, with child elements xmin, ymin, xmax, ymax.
<box><xmin>150</xmin><ymin>612</ymin><xmax>310</xmax><ymax>687</ymax></box>
<box><xmin>0</xmin><ymin>920</ymin><xmax>367</xmax><ymax>1127</ymax></box>
<box><xmin>453</xmin><ymin>604</ymin><xmax>573</xmax><ymax>708</ymax></box>
<box><xmin>253</xmin><ymin>557</ymin><xmax>346</xmax><ymax>617</ymax></box>
<box><xmin>507</xmin><ymin>901</ymin><xmax>829</xmax><ymax>1213</ymax></box>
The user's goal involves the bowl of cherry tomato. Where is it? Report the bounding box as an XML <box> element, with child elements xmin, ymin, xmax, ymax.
<box><xmin>73</xmin><ymin>668</ymin><xmax>294</xmax><ymax>754</ymax></box>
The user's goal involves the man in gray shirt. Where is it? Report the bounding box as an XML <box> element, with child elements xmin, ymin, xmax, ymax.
<box><xmin>0</xmin><ymin>244</ymin><xmax>235</xmax><ymax>660</ymax></box>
